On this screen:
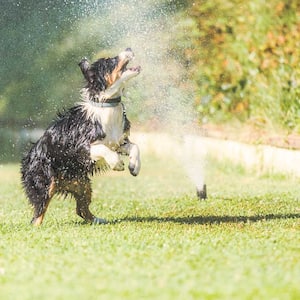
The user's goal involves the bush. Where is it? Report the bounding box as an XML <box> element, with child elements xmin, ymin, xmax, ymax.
<box><xmin>184</xmin><ymin>0</ymin><xmax>300</xmax><ymax>132</ymax></box>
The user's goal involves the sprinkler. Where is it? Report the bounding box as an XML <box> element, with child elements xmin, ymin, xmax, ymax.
<box><xmin>197</xmin><ymin>184</ymin><xmax>207</xmax><ymax>200</ymax></box>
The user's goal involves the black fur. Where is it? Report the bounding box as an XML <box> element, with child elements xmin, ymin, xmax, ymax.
<box><xmin>21</xmin><ymin>51</ymin><xmax>133</xmax><ymax>225</ymax></box>
<box><xmin>21</xmin><ymin>105</ymin><xmax>106</xmax><ymax>224</ymax></box>
<box><xmin>79</xmin><ymin>56</ymin><xmax>121</xmax><ymax>97</ymax></box>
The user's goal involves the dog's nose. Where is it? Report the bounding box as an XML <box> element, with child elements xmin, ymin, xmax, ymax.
<box><xmin>125</xmin><ymin>47</ymin><xmax>132</xmax><ymax>52</ymax></box>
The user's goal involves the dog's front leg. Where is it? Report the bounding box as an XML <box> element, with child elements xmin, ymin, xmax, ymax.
<box><xmin>90</xmin><ymin>144</ymin><xmax>124</xmax><ymax>171</ymax></box>
<box><xmin>118</xmin><ymin>139</ymin><xmax>141</xmax><ymax>176</ymax></box>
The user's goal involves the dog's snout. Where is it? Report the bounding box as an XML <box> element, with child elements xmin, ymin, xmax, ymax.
<box><xmin>119</xmin><ymin>48</ymin><xmax>134</xmax><ymax>62</ymax></box>
<box><xmin>125</xmin><ymin>48</ymin><xmax>134</xmax><ymax>59</ymax></box>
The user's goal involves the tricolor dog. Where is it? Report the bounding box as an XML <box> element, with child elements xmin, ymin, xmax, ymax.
<box><xmin>21</xmin><ymin>48</ymin><xmax>141</xmax><ymax>225</ymax></box>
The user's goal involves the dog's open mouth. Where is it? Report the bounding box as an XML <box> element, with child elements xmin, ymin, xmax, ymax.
<box><xmin>119</xmin><ymin>48</ymin><xmax>141</xmax><ymax>75</ymax></box>
<box><xmin>127</xmin><ymin>66</ymin><xmax>141</xmax><ymax>73</ymax></box>
<box><xmin>121</xmin><ymin>62</ymin><xmax>141</xmax><ymax>74</ymax></box>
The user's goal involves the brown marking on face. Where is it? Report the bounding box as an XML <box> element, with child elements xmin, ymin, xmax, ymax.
<box><xmin>105</xmin><ymin>57</ymin><xmax>127</xmax><ymax>87</ymax></box>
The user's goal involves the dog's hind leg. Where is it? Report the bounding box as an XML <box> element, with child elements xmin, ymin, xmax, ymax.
<box><xmin>68</xmin><ymin>178</ymin><xmax>107</xmax><ymax>224</ymax></box>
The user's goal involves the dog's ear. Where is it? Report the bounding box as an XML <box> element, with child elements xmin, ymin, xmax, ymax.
<box><xmin>79</xmin><ymin>58</ymin><xmax>93</xmax><ymax>83</ymax></box>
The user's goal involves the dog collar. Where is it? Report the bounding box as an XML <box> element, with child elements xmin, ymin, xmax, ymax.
<box><xmin>89</xmin><ymin>96</ymin><xmax>122</xmax><ymax>107</ymax></box>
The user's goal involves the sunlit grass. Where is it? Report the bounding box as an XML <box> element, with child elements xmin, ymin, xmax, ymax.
<box><xmin>0</xmin><ymin>154</ymin><xmax>299</xmax><ymax>300</ymax></box>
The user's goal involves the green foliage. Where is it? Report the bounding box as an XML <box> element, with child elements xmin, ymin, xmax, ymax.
<box><xmin>183</xmin><ymin>0</ymin><xmax>300</xmax><ymax>131</ymax></box>
<box><xmin>0</xmin><ymin>0</ymin><xmax>187</xmax><ymax>128</ymax></box>
<box><xmin>2</xmin><ymin>0</ymin><xmax>300</xmax><ymax>134</ymax></box>
<box><xmin>1</xmin><ymin>2</ymin><xmax>67</xmax><ymax>125</ymax></box>
<box><xmin>1</xmin><ymin>155</ymin><xmax>300</xmax><ymax>299</ymax></box>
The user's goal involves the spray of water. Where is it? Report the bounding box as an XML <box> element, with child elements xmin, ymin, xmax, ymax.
<box><xmin>77</xmin><ymin>0</ymin><xmax>206</xmax><ymax>197</ymax></box>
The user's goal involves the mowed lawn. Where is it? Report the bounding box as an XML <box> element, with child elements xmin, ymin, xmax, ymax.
<box><xmin>0</xmin><ymin>153</ymin><xmax>299</xmax><ymax>300</ymax></box>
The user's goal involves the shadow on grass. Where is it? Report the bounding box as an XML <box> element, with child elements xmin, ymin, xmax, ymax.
<box><xmin>3</xmin><ymin>213</ymin><xmax>299</xmax><ymax>228</ymax></box>
<box><xmin>111</xmin><ymin>213</ymin><xmax>300</xmax><ymax>225</ymax></box>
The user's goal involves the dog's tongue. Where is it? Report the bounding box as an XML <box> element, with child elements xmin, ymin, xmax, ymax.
<box><xmin>129</xmin><ymin>66</ymin><xmax>141</xmax><ymax>72</ymax></box>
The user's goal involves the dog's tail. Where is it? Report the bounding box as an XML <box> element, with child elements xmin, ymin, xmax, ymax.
<box><xmin>21</xmin><ymin>141</ymin><xmax>54</xmax><ymax>212</ymax></box>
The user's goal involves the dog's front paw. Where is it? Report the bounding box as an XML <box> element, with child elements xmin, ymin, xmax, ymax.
<box><xmin>103</xmin><ymin>151</ymin><xmax>124</xmax><ymax>171</ymax></box>
<box><xmin>128</xmin><ymin>157</ymin><xmax>141</xmax><ymax>176</ymax></box>
<box><xmin>128</xmin><ymin>144</ymin><xmax>141</xmax><ymax>176</ymax></box>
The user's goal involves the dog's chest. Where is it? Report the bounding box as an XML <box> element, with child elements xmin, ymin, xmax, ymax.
<box><xmin>95</xmin><ymin>105</ymin><xmax>124</xmax><ymax>149</ymax></box>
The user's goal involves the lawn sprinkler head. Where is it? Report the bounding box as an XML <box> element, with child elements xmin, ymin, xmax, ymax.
<box><xmin>197</xmin><ymin>184</ymin><xmax>207</xmax><ymax>200</ymax></box>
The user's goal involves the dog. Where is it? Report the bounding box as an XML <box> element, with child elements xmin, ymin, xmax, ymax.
<box><xmin>21</xmin><ymin>48</ymin><xmax>141</xmax><ymax>225</ymax></box>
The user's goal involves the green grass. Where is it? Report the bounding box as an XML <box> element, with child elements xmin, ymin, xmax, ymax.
<box><xmin>0</xmin><ymin>154</ymin><xmax>299</xmax><ymax>300</ymax></box>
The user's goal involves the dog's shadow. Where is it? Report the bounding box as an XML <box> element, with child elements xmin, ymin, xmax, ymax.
<box><xmin>108</xmin><ymin>213</ymin><xmax>300</xmax><ymax>226</ymax></box>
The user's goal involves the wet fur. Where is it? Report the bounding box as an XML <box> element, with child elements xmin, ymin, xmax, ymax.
<box><xmin>21</xmin><ymin>49</ymin><xmax>140</xmax><ymax>225</ymax></box>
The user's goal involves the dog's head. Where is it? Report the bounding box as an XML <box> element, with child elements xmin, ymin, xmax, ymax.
<box><xmin>79</xmin><ymin>48</ymin><xmax>141</xmax><ymax>101</ymax></box>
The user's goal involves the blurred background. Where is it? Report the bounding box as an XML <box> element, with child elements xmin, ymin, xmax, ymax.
<box><xmin>1</xmin><ymin>0</ymin><xmax>300</xmax><ymax>162</ymax></box>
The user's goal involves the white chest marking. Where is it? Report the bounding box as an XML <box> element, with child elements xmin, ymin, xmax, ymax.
<box><xmin>99</xmin><ymin>105</ymin><xmax>124</xmax><ymax>149</ymax></box>
<box><xmin>81</xmin><ymin>101</ymin><xmax>124</xmax><ymax>150</ymax></box>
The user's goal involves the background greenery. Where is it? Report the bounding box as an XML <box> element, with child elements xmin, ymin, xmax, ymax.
<box><xmin>1</xmin><ymin>2</ymin><xmax>299</xmax><ymax>298</ymax></box>
<box><xmin>1</xmin><ymin>0</ymin><xmax>300</xmax><ymax>161</ymax></box>
<box><xmin>1</xmin><ymin>0</ymin><xmax>300</xmax><ymax>126</ymax></box>
<box><xmin>187</xmin><ymin>0</ymin><xmax>300</xmax><ymax>130</ymax></box>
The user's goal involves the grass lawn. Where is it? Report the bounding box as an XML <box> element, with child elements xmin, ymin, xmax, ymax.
<box><xmin>0</xmin><ymin>153</ymin><xmax>299</xmax><ymax>299</ymax></box>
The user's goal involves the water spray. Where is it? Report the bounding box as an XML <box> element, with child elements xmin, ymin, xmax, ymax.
<box><xmin>77</xmin><ymin>0</ymin><xmax>208</xmax><ymax>201</ymax></box>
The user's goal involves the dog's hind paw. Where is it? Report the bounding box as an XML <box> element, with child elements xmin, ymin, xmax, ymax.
<box><xmin>93</xmin><ymin>217</ymin><xmax>108</xmax><ymax>225</ymax></box>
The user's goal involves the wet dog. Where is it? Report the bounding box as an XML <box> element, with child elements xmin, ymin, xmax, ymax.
<box><xmin>21</xmin><ymin>48</ymin><xmax>141</xmax><ymax>225</ymax></box>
